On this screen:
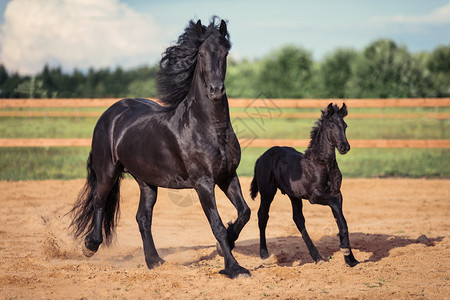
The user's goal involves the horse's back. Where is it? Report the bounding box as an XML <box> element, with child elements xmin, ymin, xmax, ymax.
<box><xmin>255</xmin><ymin>146</ymin><xmax>302</xmax><ymax>177</ymax></box>
<box><xmin>261</xmin><ymin>146</ymin><xmax>303</xmax><ymax>163</ymax></box>
<box><xmin>255</xmin><ymin>146</ymin><xmax>304</xmax><ymax>195</ymax></box>
<box><xmin>92</xmin><ymin>97</ymin><xmax>171</xmax><ymax>158</ymax></box>
<box><xmin>115</xmin><ymin>97</ymin><xmax>170</xmax><ymax>113</ymax></box>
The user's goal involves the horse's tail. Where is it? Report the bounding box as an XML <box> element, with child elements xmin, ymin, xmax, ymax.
<box><xmin>69</xmin><ymin>151</ymin><xmax>123</xmax><ymax>245</ymax></box>
<box><xmin>250</xmin><ymin>158</ymin><xmax>260</xmax><ymax>200</ymax></box>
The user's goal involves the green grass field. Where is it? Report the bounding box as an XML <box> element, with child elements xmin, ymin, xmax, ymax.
<box><xmin>1</xmin><ymin>106</ymin><xmax>449</xmax><ymax>180</ymax></box>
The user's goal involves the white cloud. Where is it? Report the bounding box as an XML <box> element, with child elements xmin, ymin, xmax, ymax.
<box><xmin>371</xmin><ymin>2</ymin><xmax>450</xmax><ymax>25</ymax></box>
<box><xmin>0</xmin><ymin>0</ymin><xmax>171</xmax><ymax>75</ymax></box>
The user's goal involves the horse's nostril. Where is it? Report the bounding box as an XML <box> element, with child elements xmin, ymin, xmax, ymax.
<box><xmin>208</xmin><ymin>83</ymin><xmax>225</xmax><ymax>97</ymax></box>
<box><xmin>340</xmin><ymin>143</ymin><xmax>350</xmax><ymax>153</ymax></box>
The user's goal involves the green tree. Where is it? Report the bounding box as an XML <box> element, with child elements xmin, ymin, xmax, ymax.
<box><xmin>257</xmin><ymin>45</ymin><xmax>314</xmax><ymax>98</ymax></box>
<box><xmin>347</xmin><ymin>39</ymin><xmax>428</xmax><ymax>98</ymax></box>
<box><xmin>428</xmin><ymin>44</ymin><xmax>450</xmax><ymax>96</ymax></box>
<box><xmin>318</xmin><ymin>48</ymin><xmax>357</xmax><ymax>98</ymax></box>
<box><xmin>225</xmin><ymin>57</ymin><xmax>261</xmax><ymax>98</ymax></box>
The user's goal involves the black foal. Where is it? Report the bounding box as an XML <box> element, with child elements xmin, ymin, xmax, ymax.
<box><xmin>250</xmin><ymin>103</ymin><xmax>359</xmax><ymax>267</ymax></box>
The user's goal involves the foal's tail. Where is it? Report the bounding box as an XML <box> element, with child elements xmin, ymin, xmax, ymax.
<box><xmin>69</xmin><ymin>151</ymin><xmax>122</xmax><ymax>245</ymax></box>
<box><xmin>250</xmin><ymin>158</ymin><xmax>260</xmax><ymax>200</ymax></box>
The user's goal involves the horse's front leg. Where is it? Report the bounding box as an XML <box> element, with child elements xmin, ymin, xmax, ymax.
<box><xmin>330</xmin><ymin>192</ymin><xmax>359</xmax><ymax>267</ymax></box>
<box><xmin>218</xmin><ymin>174</ymin><xmax>251</xmax><ymax>251</ymax></box>
<box><xmin>310</xmin><ymin>190</ymin><xmax>359</xmax><ymax>267</ymax></box>
<box><xmin>195</xmin><ymin>179</ymin><xmax>250</xmax><ymax>279</ymax></box>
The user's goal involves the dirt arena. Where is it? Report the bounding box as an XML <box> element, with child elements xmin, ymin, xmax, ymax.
<box><xmin>1</xmin><ymin>177</ymin><xmax>449</xmax><ymax>299</ymax></box>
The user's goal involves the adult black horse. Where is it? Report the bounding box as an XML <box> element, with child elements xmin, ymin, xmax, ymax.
<box><xmin>250</xmin><ymin>103</ymin><xmax>359</xmax><ymax>267</ymax></box>
<box><xmin>70</xmin><ymin>18</ymin><xmax>251</xmax><ymax>278</ymax></box>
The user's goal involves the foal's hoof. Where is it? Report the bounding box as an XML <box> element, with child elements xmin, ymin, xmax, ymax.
<box><xmin>219</xmin><ymin>264</ymin><xmax>251</xmax><ymax>279</ymax></box>
<box><xmin>345</xmin><ymin>256</ymin><xmax>359</xmax><ymax>267</ymax></box>
<box><xmin>315</xmin><ymin>259</ymin><xmax>325</xmax><ymax>265</ymax></box>
<box><xmin>344</xmin><ymin>251</ymin><xmax>359</xmax><ymax>267</ymax></box>
<box><xmin>146</xmin><ymin>257</ymin><xmax>165</xmax><ymax>269</ymax></box>
<box><xmin>81</xmin><ymin>241</ymin><xmax>97</xmax><ymax>257</ymax></box>
<box><xmin>216</xmin><ymin>242</ymin><xmax>224</xmax><ymax>257</ymax></box>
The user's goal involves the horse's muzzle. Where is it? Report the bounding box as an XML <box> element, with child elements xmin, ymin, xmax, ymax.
<box><xmin>208</xmin><ymin>82</ymin><xmax>225</xmax><ymax>100</ymax></box>
<box><xmin>338</xmin><ymin>142</ymin><xmax>350</xmax><ymax>154</ymax></box>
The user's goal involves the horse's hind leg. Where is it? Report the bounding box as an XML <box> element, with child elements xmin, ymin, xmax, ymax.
<box><xmin>83</xmin><ymin>172</ymin><xmax>122</xmax><ymax>256</ymax></box>
<box><xmin>136</xmin><ymin>180</ymin><xmax>164</xmax><ymax>269</ymax></box>
<box><xmin>258</xmin><ymin>185</ymin><xmax>276</xmax><ymax>259</ymax></box>
<box><xmin>289</xmin><ymin>196</ymin><xmax>323</xmax><ymax>263</ymax></box>
<box><xmin>218</xmin><ymin>174</ymin><xmax>251</xmax><ymax>252</ymax></box>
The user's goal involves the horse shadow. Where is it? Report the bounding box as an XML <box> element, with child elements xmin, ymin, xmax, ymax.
<box><xmin>232</xmin><ymin>232</ymin><xmax>444</xmax><ymax>267</ymax></box>
<box><xmin>108</xmin><ymin>233</ymin><xmax>443</xmax><ymax>268</ymax></box>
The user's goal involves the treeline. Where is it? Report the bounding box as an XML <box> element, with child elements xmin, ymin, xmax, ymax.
<box><xmin>0</xmin><ymin>39</ymin><xmax>449</xmax><ymax>99</ymax></box>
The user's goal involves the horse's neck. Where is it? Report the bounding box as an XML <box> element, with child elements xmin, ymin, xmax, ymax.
<box><xmin>187</xmin><ymin>75</ymin><xmax>230</xmax><ymax>130</ymax></box>
<box><xmin>307</xmin><ymin>127</ymin><xmax>336</xmax><ymax>167</ymax></box>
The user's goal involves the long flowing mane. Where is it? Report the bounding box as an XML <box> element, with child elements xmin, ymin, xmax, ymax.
<box><xmin>156</xmin><ymin>17</ymin><xmax>231</xmax><ymax>107</ymax></box>
<box><xmin>305</xmin><ymin>104</ymin><xmax>340</xmax><ymax>153</ymax></box>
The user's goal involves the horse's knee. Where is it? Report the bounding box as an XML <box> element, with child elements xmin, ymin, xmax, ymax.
<box><xmin>216</xmin><ymin>229</ymin><xmax>229</xmax><ymax>246</ymax></box>
<box><xmin>241</xmin><ymin>206</ymin><xmax>251</xmax><ymax>223</ymax></box>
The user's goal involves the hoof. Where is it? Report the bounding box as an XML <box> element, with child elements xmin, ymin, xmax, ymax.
<box><xmin>260</xmin><ymin>249</ymin><xmax>270</xmax><ymax>259</ymax></box>
<box><xmin>315</xmin><ymin>259</ymin><xmax>325</xmax><ymax>265</ymax></box>
<box><xmin>82</xmin><ymin>241</ymin><xmax>97</xmax><ymax>257</ymax></box>
<box><xmin>146</xmin><ymin>257</ymin><xmax>165</xmax><ymax>269</ymax></box>
<box><xmin>344</xmin><ymin>251</ymin><xmax>359</xmax><ymax>267</ymax></box>
<box><xmin>219</xmin><ymin>265</ymin><xmax>251</xmax><ymax>279</ymax></box>
<box><xmin>312</xmin><ymin>254</ymin><xmax>324</xmax><ymax>263</ymax></box>
<box><xmin>216</xmin><ymin>242</ymin><xmax>224</xmax><ymax>257</ymax></box>
<box><xmin>345</xmin><ymin>257</ymin><xmax>359</xmax><ymax>267</ymax></box>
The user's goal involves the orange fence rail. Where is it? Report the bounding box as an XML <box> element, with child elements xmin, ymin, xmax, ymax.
<box><xmin>1</xmin><ymin>110</ymin><xmax>449</xmax><ymax>119</ymax></box>
<box><xmin>1</xmin><ymin>98</ymin><xmax>450</xmax><ymax>108</ymax></box>
<box><xmin>1</xmin><ymin>98</ymin><xmax>448</xmax><ymax>149</ymax></box>
<box><xmin>1</xmin><ymin>138</ymin><xmax>449</xmax><ymax>148</ymax></box>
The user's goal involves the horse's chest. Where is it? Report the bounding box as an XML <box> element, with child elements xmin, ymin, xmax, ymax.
<box><xmin>215</xmin><ymin>132</ymin><xmax>240</xmax><ymax>172</ymax></box>
<box><xmin>295</xmin><ymin>166</ymin><xmax>341</xmax><ymax>198</ymax></box>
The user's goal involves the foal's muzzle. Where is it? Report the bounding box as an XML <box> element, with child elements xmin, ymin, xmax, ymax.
<box><xmin>338</xmin><ymin>142</ymin><xmax>350</xmax><ymax>154</ymax></box>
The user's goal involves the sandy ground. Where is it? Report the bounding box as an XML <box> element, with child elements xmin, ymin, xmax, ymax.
<box><xmin>0</xmin><ymin>177</ymin><xmax>449</xmax><ymax>299</ymax></box>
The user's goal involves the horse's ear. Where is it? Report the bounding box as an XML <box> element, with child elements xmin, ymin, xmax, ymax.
<box><xmin>339</xmin><ymin>103</ymin><xmax>348</xmax><ymax>117</ymax></box>
<box><xmin>219</xmin><ymin>20</ymin><xmax>227</xmax><ymax>36</ymax></box>
<box><xmin>324</xmin><ymin>103</ymin><xmax>334</xmax><ymax>117</ymax></box>
<box><xmin>196</xmin><ymin>20</ymin><xmax>203</xmax><ymax>37</ymax></box>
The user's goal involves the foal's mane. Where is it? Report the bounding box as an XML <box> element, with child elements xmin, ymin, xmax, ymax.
<box><xmin>306</xmin><ymin>104</ymin><xmax>341</xmax><ymax>153</ymax></box>
<box><xmin>156</xmin><ymin>17</ymin><xmax>231</xmax><ymax>107</ymax></box>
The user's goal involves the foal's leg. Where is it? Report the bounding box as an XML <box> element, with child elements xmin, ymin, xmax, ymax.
<box><xmin>330</xmin><ymin>192</ymin><xmax>359</xmax><ymax>267</ymax></box>
<box><xmin>258</xmin><ymin>187</ymin><xmax>276</xmax><ymax>259</ymax></box>
<box><xmin>218</xmin><ymin>174</ymin><xmax>251</xmax><ymax>251</ymax></box>
<box><xmin>309</xmin><ymin>190</ymin><xmax>359</xmax><ymax>267</ymax></box>
<box><xmin>196</xmin><ymin>179</ymin><xmax>250</xmax><ymax>278</ymax></box>
<box><xmin>289</xmin><ymin>196</ymin><xmax>323</xmax><ymax>263</ymax></box>
<box><xmin>136</xmin><ymin>181</ymin><xmax>164</xmax><ymax>269</ymax></box>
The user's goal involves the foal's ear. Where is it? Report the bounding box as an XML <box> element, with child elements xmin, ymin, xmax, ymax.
<box><xmin>196</xmin><ymin>19</ymin><xmax>204</xmax><ymax>37</ymax></box>
<box><xmin>219</xmin><ymin>19</ymin><xmax>227</xmax><ymax>36</ymax></box>
<box><xmin>324</xmin><ymin>103</ymin><xmax>335</xmax><ymax>117</ymax></box>
<box><xmin>339</xmin><ymin>103</ymin><xmax>348</xmax><ymax>117</ymax></box>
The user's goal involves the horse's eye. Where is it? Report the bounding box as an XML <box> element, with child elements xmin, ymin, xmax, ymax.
<box><xmin>328</xmin><ymin>123</ymin><xmax>334</xmax><ymax>129</ymax></box>
<box><xmin>199</xmin><ymin>51</ymin><xmax>205</xmax><ymax>58</ymax></box>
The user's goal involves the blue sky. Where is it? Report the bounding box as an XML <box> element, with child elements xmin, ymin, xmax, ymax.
<box><xmin>1</xmin><ymin>0</ymin><xmax>449</xmax><ymax>75</ymax></box>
